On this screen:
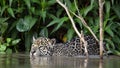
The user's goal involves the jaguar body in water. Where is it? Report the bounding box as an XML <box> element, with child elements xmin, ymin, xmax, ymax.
<box><xmin>30</xmin><ymin>35</ymin><xmax>106</xmax><ymax>57</ymax></box>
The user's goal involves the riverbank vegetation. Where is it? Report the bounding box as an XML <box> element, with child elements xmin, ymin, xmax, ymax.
<box><xmin>0</xmin><ymin>0</ymin><xmax>120</xmax><ymax>56</ymax></box>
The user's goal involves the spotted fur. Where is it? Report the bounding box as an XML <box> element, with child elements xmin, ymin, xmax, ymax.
<box><xmin>52</xmin><ymin>35</ymin><xmax>100</xmax><ymax>56</ymax></box>
<box><xmin>30</xmin><ymin>35</ymin><xmax>106</xmax><ymax>57</ymax></box>
<box><xmin>30</xmin><ymin>37</ymin><xmax>55</xmax><ymax>56</ymax></box>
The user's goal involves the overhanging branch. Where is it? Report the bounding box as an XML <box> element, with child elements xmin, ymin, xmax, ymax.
<box><xmin>56</xmin><ymin>0</ymin><xmax>88</xmax><ymax>57</ymax></box>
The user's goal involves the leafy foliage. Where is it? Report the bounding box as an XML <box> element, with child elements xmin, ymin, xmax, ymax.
<box><xmin>0</xmin><ymin>38</ymin><xmax>20</xmax><ymax>54</ymax></box>
<box><xmin>0</xmin><ymin>0</ymin><xmax>120</xmax><ymax>55</ymax></box>
<box><xmin>16</xmin><ymin>16</ymin><xmax>37</xmax><ymax>32</ymax></box>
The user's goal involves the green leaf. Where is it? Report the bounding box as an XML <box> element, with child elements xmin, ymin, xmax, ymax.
<box><xmin>12</xmin><ymin>39</ymin><xmax>21</xmax><ymax>46</ymax></box>
<box><xmin>106</xmin><ymin>43</ymin><xmax>110</xmax><ymax>51</ymax></box>
<box><xmin>105</xmin><ymin>38</ymin><xmax>115</xmax><ymax>49</ymax></box>
<box><xmin>103</xmin><ymin>19</ymin><xmax>109</xmax><ymax>28</ymax></box>
<box><xmin>92</xmin><ymin>24</ymin><xmax>99</xmax><ymax>34</ymax></box>
<box><xmin>51</xmin><ymin>22</ymin><xmax>63</xmax><ymax>33</ymax></box>
<box><xmin>8</xmin><ymin>21</ymin><xmax>17</xmax><ymax>33</ymax></box>
<box><xmin>6</xmin><ymin>38</ymin><xmax>12</xmax><ymax>43</ymax></box>
<box><xmin>4</xmin><ymin>43</ymin><xmax>9</xmax><ymax>46</ymax></box>
<box><xmin>39</xmin><ymin>27</ymin><xmax>48</xmax><ymax>37</ymax></box>
<box><xmin>64</xmin><ymin>0</ymin><xmax>72</xmax><ymax>10</ymax></box>
<box><xmin>0</xmin><ymin>22</ymin><xmax>8</xmax><ymax>34</ymax></box>
<box><xmin>40</xmin><ymin>11</ymin><xmax>46</xmax><ymax>22</ymax></box>
<box><xmin>0</xmin><ymin>7</ymin><xmax>1</xmax><ymax>12</ymax></box>
<box><xmin>48</xmin><ymin>0</ymin><xmax>56</xmax><ymax>6</ymax></box>
<box><xmin>83</xmin><ymin>0</ymin><xmax>94</xmax><ymax>16</ymax></box>
<box><xmin>47</xmin><ymin>18</ymin><xmax>59</xmax><ymax>27</ymax></box>
<box><xmin>7</xmin><ymin>7</ymin><xmax>15</xmax><ymax>18</ymax></box>
<box><xmin>111</xmin><ymin>49</ymin><xmax>120</xmax><ymax>56</ymax></box>
<box><xmin>15</xmin><ymin>7</ymin><xmax>24</xmax><ymax>13</ymax></box>
<box><xmin>9</xmin><ymin>0</ymin><xmax>13</xmax><ymax>7</ymax></box>
<box><xmin>63</xmin><ymin>1</ymin><xmax>76</xmax><ymax>12</ymax></box>
<box><xmin>30</xmin><ymin>7</ymin><xmax>35</xmax><ymax>14</ymax></box>
<box><xmin>31</xmin><ymin>0</ymin><xmax>40</xmax><ymax>3</ymax></box>
<box><xmin>88</xmin><ymin>17</ymin><xmax>99</xmax><ymax>34</ymax></box>
<box><xmin>16</xmin><ymin>19</ymin><xmax>29</xmax><ymax>32</ymax></box>
<box><xmin>0</xmin><ymin>45</ymin><xmax>6</xmax><ymax>52</ymax></box>
<box><xmin>67</xmin><ymin>28</ymin><xmax>75</xmax><ymax>41</ymax></box>
<box><xmin>56</xmin><ymin>9</ymin><xmax>64</xmax><ymax>18</ymax></box>
<box><xmin>69</xmin><ymin>3</ymin><xmax>76</xmax><ymax>12</ymax></box>
<box><xmin>105</xmin><ymin>1</ymin><xmax>110</xmax><ymax>18</ymax></box>
<box><xmin>41</xmin><ymin>0</ymin><xmax>46</xmax><ymax>9</ymax></box>
<box><xmin>51</xmin><ymin>17</ymin><xmax>68</xmax><ymax>33</ymax></box>
<box><xmin>16</xmin><ymin>16</ymin><xmax>37</xmax><ymax>32</ymax></box>
<box><xmin>112</xmin><ymin>35</ymin><xmax>120</xmax><ymax>44</ymax></box>
<box><xmin>112</xmin><ymin>4</ymin><xmax>120</xmax><ymax>19</ymax></box>
<box><xmin>24</xmin><ymin>0</ymin><xmax>31</xmax><ymax>9</ymax></box>
<box><xmin>0</xmin><ymin>52</ymin><xmax>6</xmax><ymax>54</ymax></box>
<box><xmin>75</xmin><ymin>18</ymin><xmax>83</xmax><ymax>29</ymax></box>
<box><xmin>0</xmin><ymin>6</ymin><xmax>8</xmax><ymax>16</ymax></box>
<box><xmin>0</xmin><ymin>17</ymin><xmax>9</xmax><ymax>24</ymax></box>
<box><xmin>25</xmin><ymin>32</ymin><xmax>32</xmax><ymax>52</ymax></box>
<box><xmin>105</xmin><ymin>23</ymin><xmax>114</xmax><ymax>37</ymax></box>
<box><xmin>11</xmin><ymin>29</ymin><xmax>19</xmax><ymax>39</ymax></box>
<box><xmin>48</xmin><ymin>14</ymin><xmax>57</xmax><ymax>19</ymax></box>
<box><xmin>24</xmin><ymin>16</ymin><xmax>37</xmax><ymax>30</ymax></box>
<box><xmin>6</xmin><ymin>48</ymin><xmax>12</xmax><ymax>54</ymax></box>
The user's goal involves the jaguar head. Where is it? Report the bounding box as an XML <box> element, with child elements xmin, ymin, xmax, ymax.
<box><xmin>30</xmin><ymin>36</ymin><xmax>56</xmax><ymax>57</ymax></box>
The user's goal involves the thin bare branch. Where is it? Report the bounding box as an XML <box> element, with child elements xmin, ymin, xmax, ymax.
<box><xmin>70</xmin><ymin>11</ymin><xmax>99</xmax><ymax>42</ymax></box>
<box><xmin>99</xmin><ymin>0</ymin><xmax>105</xmax><ymax>59</ymax></box>
<box><xmin>56</xmin><ymin>0</ymin><xmax>88</xmax><ymax>57</ymax></box>
<box><xmin>58</xmin><ymin>0</ymin><xmax>99</xmax><ymax>42</ymax></box>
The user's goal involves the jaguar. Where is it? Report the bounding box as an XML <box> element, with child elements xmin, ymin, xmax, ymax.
<box><xmin>30</xmin><ymin>35</ymin><xmax>106</xmax><ymax>57</ymax></box>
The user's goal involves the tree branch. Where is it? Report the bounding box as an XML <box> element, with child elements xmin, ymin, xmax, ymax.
<box><xmin>57</xmin><ymin>0</ymin><xmax>99</xmax><ymax>42</ymax></box>
<box><xmin>99</xmin><ymin>0</ymin><xmax>105</xmax><ymax>59</ymax></box>
<box><xmin>70</xmin><ymin>11</ymin><xmax>99</xmax><ymax>42</ymax></box>
<box><xmin>56</xmin><ymin>0</ymin><xmax>88</xmax><ymax>57</ymax></box>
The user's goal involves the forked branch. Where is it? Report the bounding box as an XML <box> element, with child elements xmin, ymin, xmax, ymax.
<box><xmin>56</xmin><ymin>0</ymin><xmax>88</xmax><ymax>57</ymax></box>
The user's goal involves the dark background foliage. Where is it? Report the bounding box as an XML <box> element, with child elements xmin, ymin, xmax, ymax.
<box><xmin>0</xmin><ymin>0</ymin><xmax>120</xmax><ymax>55</ymax></box>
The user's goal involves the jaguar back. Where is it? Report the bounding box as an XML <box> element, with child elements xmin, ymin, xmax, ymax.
<box><xmin>52</xmin><ymin>35</ymin><xmax>100</xmax><ymax>56</ymax></box>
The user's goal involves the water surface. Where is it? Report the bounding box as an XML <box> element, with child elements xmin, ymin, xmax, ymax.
<box><xmin>0</xmin><ymin>53</ymin><xmax>120</xmax><ymax>68</ymax></box>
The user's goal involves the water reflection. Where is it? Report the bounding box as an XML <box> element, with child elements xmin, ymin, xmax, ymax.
<box><xmin>0</xmin><ymin>53</ymin><xmax>120</xmax><ymax>68</ymax></box>
<box><xmin>30</xmin><ymin>56</ymin><xmax>104</xmax><ymax>68</ymax></box>
<box><xmin>99</xmin><ymin>60</ymin><xmax>103</xmax><ymax>68</ymax></box>
<box><xmin>0</xmin><ymin>53</ymin><xmax>30</xmax><ymax>68</ymax></box>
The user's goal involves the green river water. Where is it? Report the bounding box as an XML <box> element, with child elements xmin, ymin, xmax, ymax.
<box><xmin>0</xmin><ymin>53</ymin><xmax>120</xmax><ymax>68</ymax></box>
